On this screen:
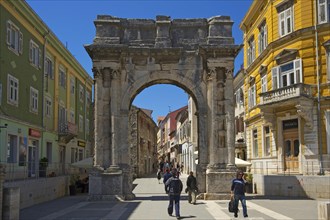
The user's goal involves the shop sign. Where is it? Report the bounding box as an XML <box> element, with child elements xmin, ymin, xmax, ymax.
<box><xmin>77</xmin><ymin>141</ymin><xmax>86</xmax><ymax>147</ymax></box>
<box><xmin>283</xmin><ymin>119</ymin><xmax>298</xmax><ymax>130</ymax></box>
<box><xmin>29</xmin><ymin>128</ymin><xmax>41</xmax><ymax>138</ymax></box>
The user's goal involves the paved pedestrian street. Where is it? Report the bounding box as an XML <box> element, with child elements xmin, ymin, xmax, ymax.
<box><xmin>20</xmin><ymin>174</ymin><xmax>320</xmax><ymax>220</ymax></box>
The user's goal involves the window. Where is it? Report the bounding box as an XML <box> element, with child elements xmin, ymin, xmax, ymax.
<box><xmin>45</xmin><ymin>57</ymin><xmax>54</xmax><ymax>79</ymax></box>
<box><xmin>7</xmin><ymin>134</ymin><xmax>18</xmax><ymax>163</ymax></box>
<box><xmin>86</xmin><ymin>119</ymin><xmax>90</xmax><ymax>135</ymax></box>
<box><xmin>318</xmin><ymin>0</ymin><xmax>330</xmax><ymax>23</ymax></box>
<box><xmin>86</xmin><ymin>91</ymin><xmax>90</xmax><ymax>107</ymax></box>
<box><xmin>29</xmin><ymin>40</ymin><xmax>41</xmax><ymax>68</ymax></box>
<box><xmin>59</xmin><ymin>66</ymin><xmax>66</xmax><ymax>88</ymax></box>
<box><xmin>278</xmin><ymin>7</ymin><xmax>293</xmax><ymax>37</ymax></box>
<box><xmin>272</xmin><ymin>59</ymin><xmax>302</xmax><ymax>90</ymax></box>
<box><xmin>30</xmin><ymin>87</ymin><xmax>38</xmax><ymax>113</ymax></box>
<box><xmin>46</xmin><ymin>142</ymin><xmax>52</xmax><ymax>163</ymax></box>
<box><xmin>70</xmin><ymin>109</ymin><xmax>75</xmax><ymax>123</ymax></box>
<box><xmin>78</xmin><ymin>149</ymin><xmax>83</xmax><ymax>161</ymax></box>
<box><xmin>45</xmin><ymin>97</ymin><xmax>52</xmax><ymax>117</ymax></box>
<box><xmin>6</xmin><ymin>20</ymin><xmax>23</xmax><ymax>55</ymax></box>
<box><xmin>326</xmin><ymin>48</ymin><xmax>330</xmax><ymax>81</ymax></box>
<box><xmin>7</xmin><ymin>74</ymin><xmax>19</xmax><ymax>106</ymax></box>
<box><xmin>261</xmin><ymin>75</ymin><xmax>267</xmax><ymax>93</ymax></box>
<box><xmin>71</xmin><ymin>147</ymin><xmax>78</xmax><ymax>163</ymax></box>
<box><xmin>263</xmin><ymin>126</ymin><xmax>271</xmax><ymax>157</ymax></box>
<box><xmin>235</xmin><ymin>87</ymin><xmax>244</xmax><ymax>107</ymax></box>
<box><xmin>79</xmin><ymin>115</ymin><xmax>84</xmax><ymax>132</ymax></box>
<box><xmin>252</xmin><ymin>129</ymin><xmax>258</xmax><ymax>158</ymax></box>
<box><xmin>258</xmin><ymin>23</ymin><xmax>268</xmax><ymax>54</ymax></box>
<box><xmin>58</xmin><ymin>105</ymin><xmax>67</xmax><ymax>132</ymax></box>
<box><xmin>248</xmin><ymin>84</ymin><xmax>256</xmax><ymax>108</ymax></box>
<box><xmin>79</xmin><ymin>85</ymin><xmax>84</xmax><ymax>102</ymax></box>
<box><xmin>247</xmin><ymin>36</ymin><xmax>256</xmax><ymax>66</ymax></box>
<box><xmin>326</xmin><ymin>111</ymin><xmax>330</xmax><ymax>154</ymax></box>
<box><xmin>70</xmin><ymin>76</ymin><xmax>75</xmax><ymax>94</ymax></box>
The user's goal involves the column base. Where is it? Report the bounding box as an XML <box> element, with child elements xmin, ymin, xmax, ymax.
<box><xmin>206</xmin><ymin>166</ymin><xmax>236</xmax><ymax>197</ymax></box>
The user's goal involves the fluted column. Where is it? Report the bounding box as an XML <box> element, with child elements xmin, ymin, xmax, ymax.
<box><xmin>107</xmin><ymin>68</ymin><xmax>121</xmax><ymax>172</ymax></box>
<box><xmin>225</xmin><ymin>68</ymin><xmax>235</xmax><ymax>166</ymax></box>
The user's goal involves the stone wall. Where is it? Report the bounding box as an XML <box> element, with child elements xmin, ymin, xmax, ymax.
<box><xmin>4</xmin><ymin>176</ymin><xmax>67</xmax><ymax>209</ymax></box>
<box><xmin>253</xmin><ymin>174</ymin><xmax>330</xmax><ymax>199</ymax></box>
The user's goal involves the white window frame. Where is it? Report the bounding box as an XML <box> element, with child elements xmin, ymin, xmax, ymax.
<box><xmin>30</xmin><ymin>87</ymin><xmax>38</xmax><ymax>113</ymax></box>
<box><xmin>261</xmin><ymin>75</ymin><xmax>267</xmax><ymax>93</ymax></box>
<box><xmin>79</xmin><ymin>114</ymin><xmax>84</xmax><ymax>132</ymax></box>
<box><xmin>278</xmin><ymin>7</ymin><xmax>294</xmax><ymax>37</ymax></box>
<box><xmin>318</xmin><ymin>0</ymin><xmax>330</xmax><ymax>24</ymax></box>
<box><xmin>252</xmin><ymin>129</ymin><xmax>258</xmax><ymax>158</ymax></box>
<box><xmin>248</xmin><ymin>84</ymin><xmax>256</xmax><ymax>108</ymax></box>
<box><xmin>6</xmin><ymin>20</ymin><xmax>23</xmax><ymax>55</ymax></box>
<box><xmin>263</xmin><ymin>126</ymin><xmax>271</xmax><ymax>157</ymax></box>
<box><xmin>29</xmin><ymin>40</ymin><xmax>41</xmax><ymax>69</ymax></box>
<box><xmin>59</xmin><ymin>66</ymin><xmax>66</xmax><ymax>88</ymax></box>
<box><xmin>258</xmin><ymin>23</ymin><xmax>268</xmax><ymax>54</ymax></box>
<box><xmin>326</xmin><ymin>111</ymin><xmax>330</xmax><ymax>154</ymax></box>
<box><xmin>45</xmin><ymin>56</ymin><xmax>54</xmax><ymax>79</ymax></box>
<box><xmin>7</xmin><ymin>74</ymin><xmax>19</xmax><ymax>106</ymax></box>
<box><xmin>7</xmin><ymin>134</ymin><xmax>18</xmax><ymax>163</ymax></box>
<box><xmin>272</xmin><ymin>58</ymin><xmax>302</xmax><ymax>90</ymax></box>
<box><xmin>45</xmin><ymin>96</ymin><xmax>52</xmax><ymax>117</ymax></box>
<box><xmin>247</xmin><ymin>37</ymin><xmax>256</xmax><ymax>66</ymax></box>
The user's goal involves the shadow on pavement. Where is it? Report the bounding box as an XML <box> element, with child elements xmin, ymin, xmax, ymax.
<box><xmin>246</xmin><ymin>194</ymin><xmax>313</xmax><ymax>200</ymax></box>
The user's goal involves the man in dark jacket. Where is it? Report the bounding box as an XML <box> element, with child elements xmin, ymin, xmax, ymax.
<box><xmin>231</xmin><ymin>170</ymin><xmax>248</xmax><ymax>218</ymax></box>
<box><xmin>163</xmin><ymin>168</ymin><xmax>172</xmax><ymax>193</ymax></box>
<box><xmin>186</xmin><ymin>171</ymin><xmax>198</xmax><ymax>204</ymax></box>
<box><xmin>165</xmin><ymin>168</ymin><xmax>183</xmax><ymax>219</ymax></box>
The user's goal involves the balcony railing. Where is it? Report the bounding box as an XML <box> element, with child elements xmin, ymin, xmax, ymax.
<box><xmin>259</xmin><ymin>83</ymin><xmax>312</xmax><ymax>105</ymax></box>
<box><xmin>58</xmin><ymin>122</ymin><xmax>77</xmax><ymax>135</ymax></box>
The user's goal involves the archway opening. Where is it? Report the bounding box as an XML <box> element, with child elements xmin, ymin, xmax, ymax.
<box><xmin>129</xmin><ymin>83</ymin><xmax>199</xmax><ymax>194</ymax></box>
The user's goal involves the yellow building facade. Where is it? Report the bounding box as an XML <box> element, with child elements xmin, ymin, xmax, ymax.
<box><xmin>240</xmin><ymin>0</ymin><xmax>330</xmax><ymax>175</ymax></box>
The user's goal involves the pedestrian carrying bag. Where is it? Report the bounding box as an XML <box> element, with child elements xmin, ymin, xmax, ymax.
<box><xmin>228</xmin><ymin>198</ymin><xmax>235</xmax><ymax>213</ymax></box>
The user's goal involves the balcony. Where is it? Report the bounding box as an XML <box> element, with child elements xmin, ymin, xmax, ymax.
<box><xmin>259</xmin><ymin>83</ymin><xmax>314</xmax><ymax>128</ymax></box>
<box><xmin>259</xmin><ymin>83</ymin><xmax>312</xmax><ymax>106</ymax></box>
<box><xmin>58</xmin><ymin>122</ymin><xmax>78</xmax><ymax>144</ymax></box>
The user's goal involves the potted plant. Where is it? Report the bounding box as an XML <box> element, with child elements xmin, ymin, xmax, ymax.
<box><xmin>69</xmin><ymin>174</ymin><xmax>79</xmax><ymax>196</ymax></box>
<box><xmin>244</xmin><ymin>173</ymin><xmax>253</xmax><ymax>193</ymax></box>
<box><xmin>39</xmin><ymin>157</ymin><xmax>48</xmax><ymax>177</ymax></box>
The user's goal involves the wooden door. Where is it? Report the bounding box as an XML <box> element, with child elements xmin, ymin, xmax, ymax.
<box><xmin>283</xmin><ymin>129</ymin><xmax>299</xmax><ymax>171</ymax></box>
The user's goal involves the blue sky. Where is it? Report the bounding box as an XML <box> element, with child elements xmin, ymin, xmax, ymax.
<box><xmin>27</xmin><ymin>0</ymin><xmax>252</xmax><ymax>121</ymax></box>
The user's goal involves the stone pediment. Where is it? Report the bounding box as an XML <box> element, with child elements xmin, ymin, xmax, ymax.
<box><xmin>275</xmin><ymin>49</ymin><xmax>298</xmax><ymax>64</ymax></box>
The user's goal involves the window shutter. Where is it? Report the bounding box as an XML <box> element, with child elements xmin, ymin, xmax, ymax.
<box><xmin>272</xmin><ymin>67</ymin><xmax>279</xmax><ymax>89</ymax></box>
<box><xmin>19</xmin><ymin>32</ymin><xmax>23</xmax><ymax>54</ymax></box>
<box><xmin>235</xmin><ymin>117</ymin><xmax>239</xmax><ymax>134</ymax></box>
<box><xmin>29</xmin><ymin>41</ymin><xmax>33</xmax><ymax>62</ymax></box>
<box><xmin>6</xmin><ymin>21</ymin><xmax>11</xmax><ymax>46</ymax></box>
<box><xmin>44</xmin><ymin>59</ymin><xmax>48</xmax><ymax>76</ymax></box>
<box><xmin>293</xmin><ymin>58</ymin><xmax>302</xmax><ymax>83</ymax></box>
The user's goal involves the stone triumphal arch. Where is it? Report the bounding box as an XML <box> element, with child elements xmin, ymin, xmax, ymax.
<box><xmin>85</xmin><ymin>15</ymin><xmax>241</xmax><ymax>200</ymax></box>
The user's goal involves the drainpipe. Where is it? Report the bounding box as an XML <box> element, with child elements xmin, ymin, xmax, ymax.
<box><xmin>41</xmin><ymin>30</ymin><xmax>50</xmax><ymax>157</ymax></box>
<box><xmin>314</xmin><ymin>0</ymin><xmax>324</xmax><ymax>175</ymax></box>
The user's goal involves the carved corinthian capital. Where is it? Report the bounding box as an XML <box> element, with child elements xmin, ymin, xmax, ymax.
<box><xmin>225</xmin><ymin>68</ymin><xmax>233</xmax><ymax>80</ymax></box>
<box><xmin>206</xmin><ymin>68</ymin><xmax>216</xmax><ymax>81</ymax></box>
<box><xmin>92</xmin><ymin>67</ymin><xmax>102</xmax><ymax>79</ymax></box>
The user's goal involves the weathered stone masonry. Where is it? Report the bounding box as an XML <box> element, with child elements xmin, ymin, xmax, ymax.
<box><xmin>85</xmin><ymin>15</ymin><xmax>241</xmax><ymax>200</ymax></box>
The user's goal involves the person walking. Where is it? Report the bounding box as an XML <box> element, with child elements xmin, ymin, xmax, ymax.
<box><xmin>163</xmin><ymin>168</ymin><xmax>172</xmax><ymax>193</ymax></box>
<box><xmin>157</xmin><ymin>169</ymin><xmax>162</xmax><ymax>184</ymax></box>
<box><xmin>231</xmin><ymin>170</ymin><xmax>248</xmax><ymax>218</ymax></box>
<box><xmin>165</xmin><ymin>168</ymin><xmax>183</xmax><ymax>219</ymax></box>
<box><xmin>186</xmin><ymin>171</ymin><xmax>198</xmax><ymax>204</ymax></box>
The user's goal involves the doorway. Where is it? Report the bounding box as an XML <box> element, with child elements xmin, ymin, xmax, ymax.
<box><xmin>28</xmin><ymin>139</ymin><xmax>38</xmax><ymax>177</ymax></box>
